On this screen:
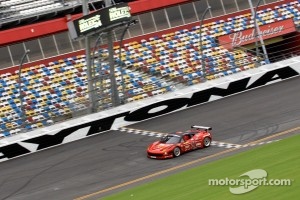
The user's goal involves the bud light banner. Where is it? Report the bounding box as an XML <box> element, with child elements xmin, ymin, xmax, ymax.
<box><xmin>217</xmin><ymin>18</ymin><xmax>296</xmax><ymax>49</ymax></box>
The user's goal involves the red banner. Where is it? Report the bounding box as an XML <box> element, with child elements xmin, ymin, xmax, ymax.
<box><xmin>218</xmin><ymin>18</ymin><xmax>296</xmax><ymax>49</ymax></box>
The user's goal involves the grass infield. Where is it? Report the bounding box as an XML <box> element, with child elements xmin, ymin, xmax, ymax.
<box><xmin>102</xmin><ymin>134</ymin><xmax>300</xmax><ymax>200</ymax></box>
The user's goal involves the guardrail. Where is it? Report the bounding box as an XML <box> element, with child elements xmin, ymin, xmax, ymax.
<box><xmin>0</xmin><ymin>58</ymin><xmax>299</xmax><ymax>162</ymax></box>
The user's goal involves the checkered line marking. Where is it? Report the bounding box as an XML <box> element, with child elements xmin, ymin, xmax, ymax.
<box><xmin>241</xmin><ymin>139</ymin><xmax>281</xmax><ymax>147</ymax></box>
<box><xmin>118</xmin><ymin>127</ymin><xmax>282</xmax><ymax>149</ymax></box>
<box><xmin>211</xmin><ymin>141</ymin><xmax>242</xmax><ymax>148</ymax></box>
<box><xmin>118</xmin><ymin>127</ymin><xmax>166</xmax><ymax>138</ymax></box>
<box><xmin>118</xmin><ymin>128</ymin><xmax>241</xmax><ymax>148</ymax></box>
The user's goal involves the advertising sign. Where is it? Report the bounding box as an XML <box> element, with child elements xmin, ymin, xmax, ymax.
<box><xmin>218</xmin><ymin>18</ymin><xmax>296</xmax><ymax>49</ymax></box>
<box><xmin>68</xmin><ymin>3</ymin><xmax>131</xmax><ymax>39</ymax></box>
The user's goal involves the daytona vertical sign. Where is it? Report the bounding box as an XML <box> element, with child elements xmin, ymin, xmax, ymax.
<box><xmin>218</xmin><ymin>18</ymin><xmax>296</xmax><ymax>49</ymax></box>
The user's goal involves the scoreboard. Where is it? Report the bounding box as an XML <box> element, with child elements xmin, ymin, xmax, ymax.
<box><xmin>68</xmin><ymin>3</ymin><xmax>131</xmax><ymax>40</ymax></box>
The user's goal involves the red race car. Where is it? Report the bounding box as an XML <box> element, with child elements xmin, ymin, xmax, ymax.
<box><xmin>147</xmin><ymin>125</ymin><xmax>212</xmax><ymax>159</ymax></box>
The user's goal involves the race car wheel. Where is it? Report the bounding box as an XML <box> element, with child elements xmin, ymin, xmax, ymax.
<box><xmin>203</xmin><ymin>137</ymin><xmax>211</xmax><ymax>147</ymax></box>
<box><xmin>173</xmin><ymin>147</ymin><xmax>181</xmax><ymax>157</ymax></box>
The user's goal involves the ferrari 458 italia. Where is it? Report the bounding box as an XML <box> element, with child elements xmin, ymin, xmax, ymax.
<box><xmin>147</xmin><ymin>125</ymin><xmax>212</xmax><ymax>159</ymax></box>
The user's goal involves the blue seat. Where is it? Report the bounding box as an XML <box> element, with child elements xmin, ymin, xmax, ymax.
<box><xmin>57</xmin><ymin>92</ymin><xmax>63</xmax><ymax>97</ymax></box>
<box><xmin>127</xmin><ymin>89</ymin><xmax>134</xmax><ymax>95</ymax></box>
<box><xmin>133</xmin><ymin>82</ymin><xmax>140</xmax><ymax>87</ymax></box>
<box><xmin>42</xmin><ymin>120</ymin><xmax>48</xmax><ymax>126</ymax></box>
<box><xmin>12</xmin><ymin>104</ymin><xmax>18</xmax><ymax>110</ymax></box>
<box><xmin>147</xmin><ymin>46</ymin><xmax>153</xmax><ymax>50</ymax></box>
<box><xmin>16</xmin><ymin>119</ymin><xmax>23</xmax><ymax>126</ymax></box>
<box><xmin>26</xmin><ymin>124</ymin><xmax>32</xmax><ymax>130</ymax></box>
<box><xmin>42</xmin><ymin>112</ymin><xmax>50</xmax><ymax>118</ymax></box>
<box><xmin>2</xmin><ymin>117</ymin><xmax>8</xmax><ymax>123</ymax></box>
<box><xmin>156</xmin><ymin>82</ymin><xmax>162</xmax><ymax>87</ymax></box>
<box><xmin>8</xmin><ymin>99</ymin><xmax>14</xmax><ymax>104</ymax></box>
<box><xmin>3</xmin><ymin>131</ymin><xmax>10</xmax><ymax>137</ymax></box>
<box><xmin>30</xmin><ymin>104</ymin><xmax>37</xmax><ymax>110</ymax></box>
<box><xmin>28</xmin><ymin>71</ymin><xmax>34</xmax><ymax>75</ymax></box>
<box><xmin>187</xmin><ymin>80</ymin><xmax>193</xmax><ymax>86</ymax></box>
<box><xmin>34</xmin><ymin>93</ymin><xmax>41</xmax><ymax>98</ymax></box>
<box><xmin>196</xmin><ymin>71</ymin><xmax>203</xmax><ymax>76</ymax></box>
<box><xmin>66</xmin><ymin>90</ymin><xmax>72</xmax><ymax>95</ymax></box>
<box><xmin>46</xmin><ymin>95</ymin><xmax>53</xmax><ymax>100</ymax></box>
<box><xmin>1</xmin><ymin>82</ymin><xmax>7</xmax><ymax>87</ymax></box>
<box><xmin>166</xmin><ymin>86</ymin><xmax>172</xmax><ymax>91</ymax></box>
<box><xmin>60</xmin><ymin>67</ymin><xmax>66</xmax><ymax>72</ymax></box>
<box><xmin>149</xmin><ymin>67</ymin><xmax>156</xmax><ymax>74</ymax></box>
<box><xmin>0</xmin><ymin>124</ymin><xmax>7</xmax><ymax>129</ymax></box>
<box><xmin>53</xmin><ymin>110</ymin><xmax>60</xmax><ymax>116</ymax></box>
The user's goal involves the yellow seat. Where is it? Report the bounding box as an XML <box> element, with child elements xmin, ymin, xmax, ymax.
<box><xmin>6</xmin><ymin>123</ymin><xmax>13</xmax><ymax>129</ymax></box>
<box><xmin>27</xmin><ymin>110</ymin><xmax>34</xmax><ymax>117</ymax></box>
<box><xmin>37</xmin><ymin>122</ymin><xmax>43</xmax><ymax>127</ymax></box>
<box><xmin>133</xmin><ymin>95</ymin><xmax>139</xmax><ymax>101</ymax></box>
<box><xmin>64</xmin><ymin>107</ymin><xmax>71</xmax><ymax>114</ymax></box>
<box><xmin>207</xmin><ymin>75</ymin><xmax>215</xmax><ymax>80</ymax></box>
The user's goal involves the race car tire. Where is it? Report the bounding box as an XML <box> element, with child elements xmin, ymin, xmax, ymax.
<box><xmin>203</xmin><ymin>137</ymin><xmax>211</xmax><ymax>147</ymax></box>
<box><xmin>173</xmin><ymin>147</ymin><xmax>181</xmax><ymax>157</ymax></box>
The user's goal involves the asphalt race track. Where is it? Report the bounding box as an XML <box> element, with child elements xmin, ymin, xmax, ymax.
<box><xmin>0</xmin><ymin>77</ymin><xmax>299</xmax><ymax>200</ymax></box>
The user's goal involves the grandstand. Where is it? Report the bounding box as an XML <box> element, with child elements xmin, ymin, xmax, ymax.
<box><xmin>0</xmin><ymin>0</ymin><xmax>104</xmax><ymax>29</ymax></box>
<box><xmin>1</xmin><ymin>0</ymin><xmax>300</xmax><ymax>138</ymax></box>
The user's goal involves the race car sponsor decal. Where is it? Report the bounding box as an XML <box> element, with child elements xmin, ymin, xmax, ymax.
<box><xmin>0</xmin><ymin>66</ymin><xmax>299</xmax><ymax>161</ymax></box>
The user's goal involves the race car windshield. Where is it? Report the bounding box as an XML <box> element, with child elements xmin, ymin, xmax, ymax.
<box><xmin>160</xmin><ymin>135</ymin><xmax>181</xmax><ymax>144</ymax></box>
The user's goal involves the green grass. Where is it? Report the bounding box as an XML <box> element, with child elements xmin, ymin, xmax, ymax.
<box><xmin>102</xmin><ymin>134</ymin><xmax>300</xmax><ymax>200</ymax></box>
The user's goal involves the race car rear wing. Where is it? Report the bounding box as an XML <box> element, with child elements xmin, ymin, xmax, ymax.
<box><xmin>191</xmin><ymin>125</ymin><xmax>212</xmax><ymax>130</ymax></box>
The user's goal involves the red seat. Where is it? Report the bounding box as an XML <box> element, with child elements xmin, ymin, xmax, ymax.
<box><xmin>76</xmin><ymin>87</ymin><xmax>82</xmax><ymax>92</ymax></box>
